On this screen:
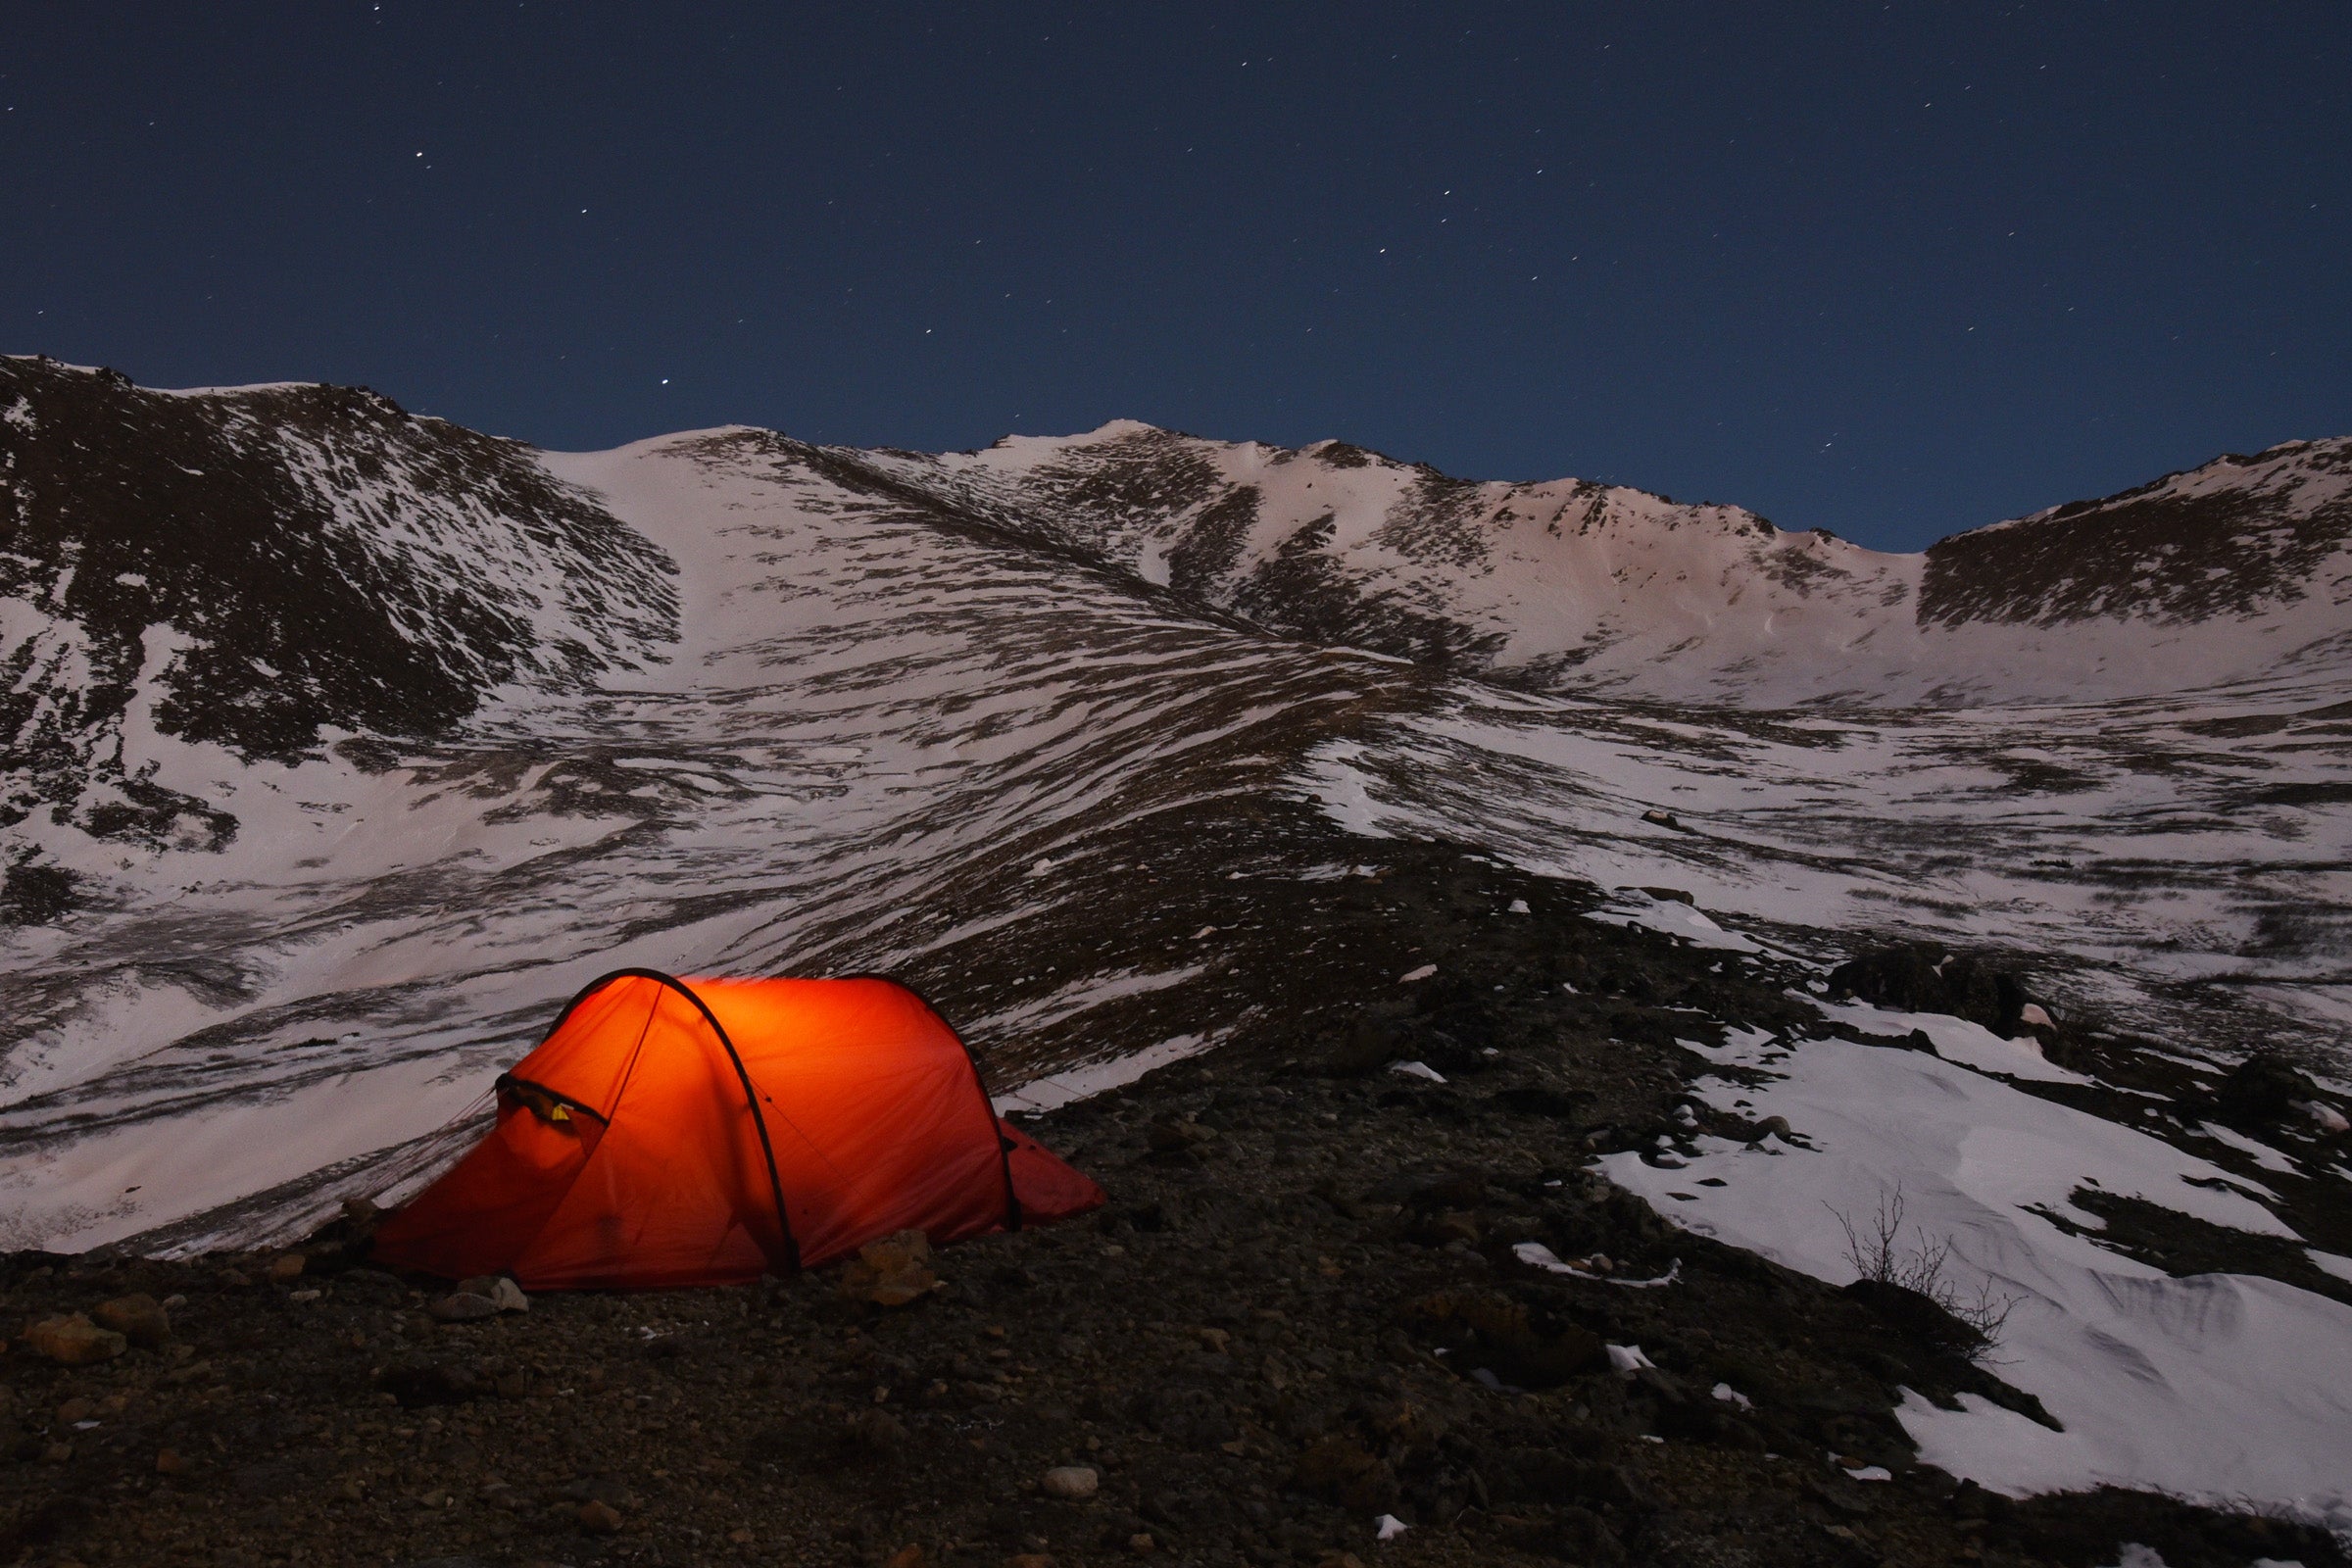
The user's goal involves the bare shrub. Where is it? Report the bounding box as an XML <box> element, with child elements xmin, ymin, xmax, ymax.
<box><xmin>1831</xmin><ymin>1184</ymin><xmax>2016</xmax><ymax>1358</ymax></box>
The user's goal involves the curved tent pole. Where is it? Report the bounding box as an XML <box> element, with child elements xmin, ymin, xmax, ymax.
<box><xmin>552</xmin><ymin>967</ymin><xmax>803</xmax><ymax>1274</ymax></box>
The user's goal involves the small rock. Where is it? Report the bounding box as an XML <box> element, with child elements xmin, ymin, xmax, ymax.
<box><xmin>56</xmin><ymin>1396</ymin><xmax>96</xmax><ymax>1425</ymax></box>
<box><xmin>1291</xmin><ymin>1437</ymin><xmax>1400</xmax><ymax>1513</ymax></box>
<box><xmin>288</xmin><ymin>1289</ymin><xmax>321</xmax><ymax>1303</ymax></box>
<box><xmin>216</xmin><ymin>1267</ymin><xmax>251</xmax><ymax>1289</ymax></box>
<box><xmin>268</xmin><ymin>1252</ymin><xmax>307</xmax><ymax>1283</ymax></box>
<box><xmin>1041</xmin><ymin>1465</ymin><xmax>1100</xmax><ymax>1499</ymax></box>
<box><xmin>1557</xmin><ymin>1504</ymin><xmax>1627</xmax><ymax>1565</ymax></box>
<box><xmin>40</xmin><ymin>1441</ymin><xmax>73</xmax><ymax>1464</ymax></box>
<box><xmin>488</xmin><ymin>1277</ymin><xmax>528</xmax><ymax>1312</ymax></box>
<box><xmin>23</xmin><ymin>1313</ymin><xmax>127</xmax><ymax>1365</ymax></box>
<box><xmin>1146</xmin><ymin>1117</ymin><xmax>1212</xmax><ymax>1152</ymax></box>
<box><xmin>577</xmin><ymin>1498</ymin><xmax>623</xmax><ymax>1534</ymax></box>
<box><xmin>156</xmin><ymin>1448</ymin><xmax>188</xmax><ymax>1475</ymax></box>
<box><xmin>1325</xmin><ymin>1013</ymin><xmax>1403</xmax><ymax>1076</ymax></box>
<box><xmin>2304</xmin><ymin>1100</ymin><xmax>2351</xmax><ymax>1135</ymax></box>
<box><xmin>839</xmin><ymin>1230</ymin><xmax>941</xmax><ymax>1308</ymax></box>
<box><xmin>884</xmin><ymin>1547</ymin><xmax>927</xmax><ymax>1568</ymax></box>
<box><xmin>428</xmin><ymin>1293</ymin><xmax>498</xmax><ymax>1324</ymax></box>
<box><xmin>93</xmin><ymin>1293</ymin><xmax>172</xmax><ymax>1348</ymax></box>
<box><xmin>338</xmin><ymin>1196</ymin><xmax>382</xmax><ymax>1249</ymax></box>
<box><xmin>379</xmin><ymin>1359</ymin><xmax>486</xmax><ymax>1407</ymax></box>
<box><xmin>2214</xmin><ymin>1052</ymin><xmax>2321</xmax><ymax>1129</ymax></box>
<box><xmin>846</xmin><ymin>1405</ymin><xmax>907</xmax><ymax>1454</ymax></box>
<box><xmin>1004</xmin><ymin>1556</ymin><xmax>1057</xmax><ymax>1568</ymax></box>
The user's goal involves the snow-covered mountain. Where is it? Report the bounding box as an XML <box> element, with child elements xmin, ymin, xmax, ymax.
<box><xmin>852</xmin><ymin>418</ymin><xmax>2352</xmax><ymax>706</ymax></box>
<box><xmin>4</xmin><ymin>358</ymin><xmax>2350</xmax><ymax>1527</ymax></box>
<box><xmin>0</xmin><ymin>356</ymin><xmax>676</xmax><ymax>856</ymax></box>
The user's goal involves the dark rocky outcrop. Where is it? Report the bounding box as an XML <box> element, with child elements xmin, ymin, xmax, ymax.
<box><xmin>1827</xmin><ymin>942</ymin><xmax>2032</xmax><ymax>1039</ymax></box>
<box><xmin>2211</xmin><ymin>1051</ymin><xmax>2329</xmax><ymax>1134</ymax></box>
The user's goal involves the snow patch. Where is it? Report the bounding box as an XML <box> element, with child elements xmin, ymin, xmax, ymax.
<box><xmin>1600</xmin><ymin>1029</ymin><xmax>2352</xmax><ymax>1528</ymax></box>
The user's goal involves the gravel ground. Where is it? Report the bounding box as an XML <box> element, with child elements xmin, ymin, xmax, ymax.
<box><xmin>6</xmin><ymin>843</ymin><xmax>2342</xmax><ymax>1568</ymax></box>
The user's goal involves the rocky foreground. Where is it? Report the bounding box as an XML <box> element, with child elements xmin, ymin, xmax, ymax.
<box><xmin>4</xmin><ymin>839</ymin><xmax>2345</xmax><ymax>1568</ymax></box>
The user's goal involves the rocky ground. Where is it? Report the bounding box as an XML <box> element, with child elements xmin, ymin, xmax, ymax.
<box><xmin>4</xmin><ymin>840</ymin><xmax>2345</xmax><ymax>1568</ymax></box>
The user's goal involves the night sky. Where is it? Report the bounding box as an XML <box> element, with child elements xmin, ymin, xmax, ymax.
<box><xmin>5</xmin><ymin>4</ymin><xmax>2346</xmax><ymax>552</ymax></box>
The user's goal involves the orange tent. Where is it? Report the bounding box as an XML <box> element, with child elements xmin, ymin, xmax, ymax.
<box><xmin>370</xmin><ymin>969</ymin><xmax>1104</xmax><ymax>1290</ymax></box>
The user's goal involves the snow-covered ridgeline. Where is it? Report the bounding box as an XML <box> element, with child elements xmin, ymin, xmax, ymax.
<box><xmin>855</xmin><ymin>422</ymin><xmax>2352</xmax><ymax>707</ymax></box>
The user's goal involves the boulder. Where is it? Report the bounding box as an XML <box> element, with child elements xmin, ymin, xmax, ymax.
<box><xmin>1828</xmin><ymin>943</ymin><xmax>2030</xmax><ymax>1038</ymax></box>
<box><xmin>22</xmin><ymin>1314</ymin><xmax>126</xmax><ymax>1365</ymax></box>
<box><xmin>2213</xmin><ymin>1052</ymin><xmax>2327</xmax><ymax>1132</ymax></box>
<box><xmin>93</xmin><ymin>1293</ymin><xmax>172</xmax><ymax>1348</ymax></box>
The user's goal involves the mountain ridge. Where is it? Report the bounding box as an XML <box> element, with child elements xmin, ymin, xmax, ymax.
<box><xmin>846</xmin><ymin>416</ymin><xmax>2352</xmax><ymax>706</ymax></box>
<box><xmin>0</xmin><ymin>356</ymin><xmax>677</xmax><ymax>850</ymax></box>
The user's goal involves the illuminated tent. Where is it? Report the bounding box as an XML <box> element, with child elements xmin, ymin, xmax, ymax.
<box><xmin>370</xmin><ymin>969</ymin><xmax>1104</xmax><ymax>1290</ymax></box>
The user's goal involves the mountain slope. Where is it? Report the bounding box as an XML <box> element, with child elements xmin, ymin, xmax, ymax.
<box><xmin>0</xmin><ymin>355</ymin><xmax>677</xmax><ymax>850</ymax></box>
<box><xmin>848</xmin><ymin>421</ymin><xmax>2352</xmax><ymax>706</ymax></box>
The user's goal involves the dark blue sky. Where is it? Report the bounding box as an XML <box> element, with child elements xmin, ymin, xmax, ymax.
<box><xmin>5</xmin><ymin>4</ymin><xmax>2346</xmax><ymax>551</ymax></box>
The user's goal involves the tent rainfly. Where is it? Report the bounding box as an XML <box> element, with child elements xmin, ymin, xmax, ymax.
<box><xmin>370</xmin><ymin>969</ymin><xmax>1104</xmax><ymax>1290</ymax></box>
